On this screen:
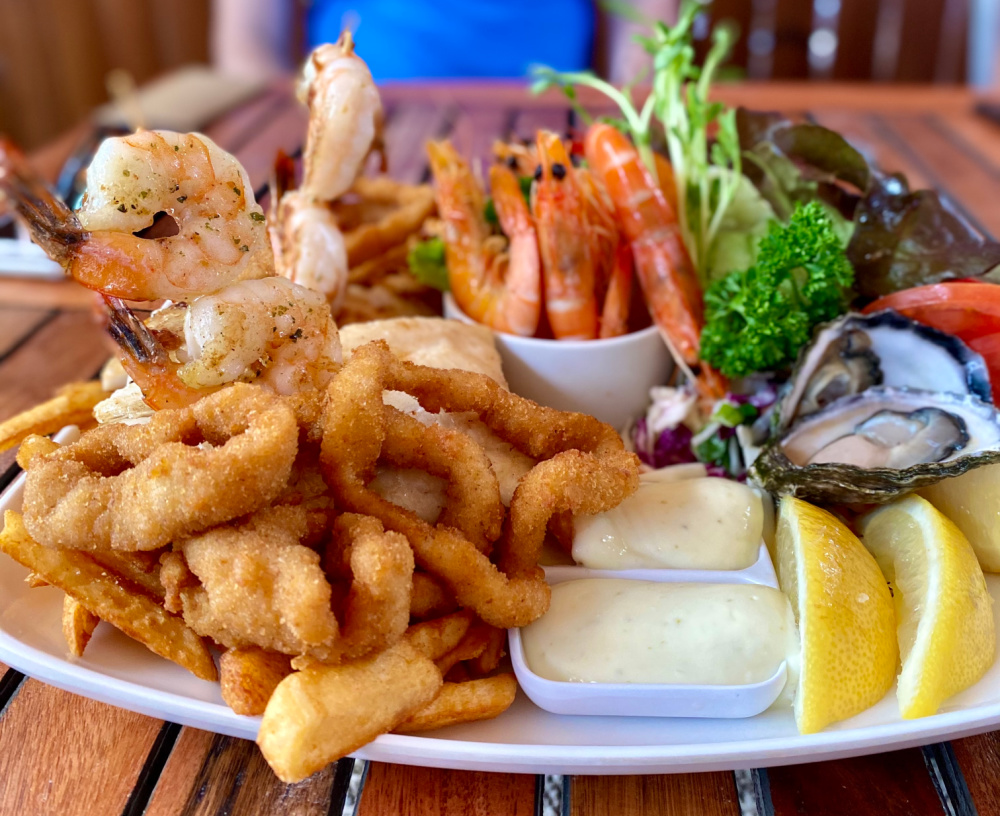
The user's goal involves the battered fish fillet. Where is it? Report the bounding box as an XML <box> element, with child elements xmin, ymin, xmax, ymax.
<box><xmin>177</xmin><ymin>506</ymin><xmax>340</xmax><ymax>661</ymax></box>
<box><xmin>339</xmin><ymin>317</ymin><xmax>507</xmax><ymax>386</ymax></box>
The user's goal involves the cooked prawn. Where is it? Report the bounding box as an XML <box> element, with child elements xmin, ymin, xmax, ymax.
<box><xmin>534</xmin><ymin>131</ymin><xmax>598</xmax><ymax>340</ymax></box>
<box><xmin>1</xmin><ymin>130</ymin><xmax>273</xmax><ymax>302</ymax></box>
<box><xmin>584</xmin><ymin>123</ymin><xmax>703</xmax><ymax>363</ymax></box>
<box><xmin>427</xmin><ymin>140</ymin><xmax>541</xmax><ymax>337</ymax></box>
<box><xmin>270</xmin><ymin>32</ymin><xmax>383</xmax><ymax>308</ymax></box>
<box><xmin>576</xmin><ymin>166</ymin><xmax>631</xmax><ymax>339</ymax></box>
<box><xmin>599</xmin><ymin>240</ymin><xmax>634</xmax><ymax>339</ymax></box>
<box><xmin>109</xmin><ymin>276</ymin><xmax>342</xmax><ymax>410</ymax></box>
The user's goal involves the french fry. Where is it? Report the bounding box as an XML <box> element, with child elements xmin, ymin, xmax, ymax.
<box><xmin>220</xmin><ymin>647</ymin><xmax>293</xmax><ymax>716</ymax></box>
<box><xmin>343</xmin><ymin>181</ymin><xmax>436</xmax><ymax>266</ymax></box>
<box><xmin>0</xmin><ymin>381</ymin><xmax>107</xmax><ymax>454</ymax></box>
<box><xmin>90</xmin><ymin>550</ymin><xmax>166</xmax><ymax>602</ymax></box>
<box><xmin>62</xmin><ymin>595</ymin><xmax>99</xmax><ymax>657</ymax></box>
<box><xmin>394</xmin><ymin>674</ymin><xmax>518</xmax><ymax>734</ymax></box>
<box><xmin>434</xmin><ymin>622</ymin><xmax>493</xmax><ymax>676</ymax></box>
<box><xmin>24</xmin><ymin>571</ymin><xmax>48</xmax><ymax>588</ymax></box>
<box><xmin>469</xmin><ymin>626</ymin><xmax>507</xmax><ymax>677</ymax></box>
<box><xmin>348</xmin><ymin>242</ymin><xmax>409</xmax><ymax>286</ymax></box>
<box><xmin>405</xmin><ymin>610</ymin><xmax>475</xmax><ymax>661</ymax></box>
<box><xmin>258</xmin><ymin>639</ymin><xmax>441</xmax><ymax>783</ymax></box>
<box><xmin>410</xmin><ymin>571</ymin><xmax>458</xmax><ymax>619</ymax></box>
<box><xmin>0</xmin><ymin>511</ymin><xmax>217</xmax><ymax>681</ymax></box>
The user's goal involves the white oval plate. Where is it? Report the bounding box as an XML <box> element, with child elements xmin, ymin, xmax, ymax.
<box><xmin>3</xmin><ymin>466</ymin><xmax>1000</xmax><ymax>774</ymax></box>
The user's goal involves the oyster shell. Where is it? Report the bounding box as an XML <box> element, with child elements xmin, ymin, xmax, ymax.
<box><xmin>779</xmin><ymin>311</ymin><xmax>991</xmax><ymax>428</ymax></box>
<box><xmin>751</xmin><ymin>387</ymin><xmax>1000</xmax><ymax>504</ymax></box>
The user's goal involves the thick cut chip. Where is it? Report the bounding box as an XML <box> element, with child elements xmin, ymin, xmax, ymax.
<box><xmin>405</xmin><ymin>611</ymin><xmax>475</xmax><ymax>660</ymax></box>
<box><xmin>395</xmin><ymin>674</ymin><xmax>518</xmax><ymax>734</ymax></box>
<box><xmin>258</xmin><ymin>639</ymin><xmax>441</xmax><ymax>782</ymax></box>
<box><xmin>220</xmin><ymin>647</ymin><xmax>293</xmax><ymax>716</ymax></box>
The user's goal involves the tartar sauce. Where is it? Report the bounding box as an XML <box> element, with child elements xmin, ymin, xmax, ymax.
<box><xmin>572</xmin><ymin>475</ymin><xmax>763</xmax><ymax>570</ymax></box>
<box><xmin>521</xmin><ymin>579</ymin><xmax>797</xmax><ymax>685</ymax></box>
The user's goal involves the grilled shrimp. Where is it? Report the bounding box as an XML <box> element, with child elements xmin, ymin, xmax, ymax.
<box><xmin>534</xmin><ymin>131</ymin><xmax>599</xmax><ymax>340</ymax></box>
<box><xmin>1</xmin><ymin>131</ymin><xmax>273</xmax><ymax>302</ymax></box>
<box><xmin>270</xmin><ymin>32</ymin><xmax>383</xmax><ymax>308</ymax></box>
<box><xmin>110</xmin><ymin>276</ymin><xmax>342</xmax><ymax>410</ymax></box>
<box><xmin>427</xmin><ymin>140</ymin><xmax>541</xmax><ymax>337</ymax></box>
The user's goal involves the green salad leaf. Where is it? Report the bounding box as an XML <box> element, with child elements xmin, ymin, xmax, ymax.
<box><xmin>406</xmin><ymin>237</ymin><xmax>450</xmax><ymax>292</ymax></box>
<box><xmin>736</xmin><ymin>107</ymin><xmax>1000</xmax><ymax>298</ymax></box>
<box><xmin>703</xmin><ymin>171</ymin><xmax>775</xmax><ymax>286</ymax></box>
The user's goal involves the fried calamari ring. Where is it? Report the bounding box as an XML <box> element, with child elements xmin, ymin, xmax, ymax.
<box><xmin>331</xmin><ymin>513</ymin><xmax>414</xmax><ymax>660</ymax></box>
<box><xmin>177</xmin><ymin>505</ymin><xmax>341</xmax><ymax>661</ymax></box>
<box><xmin>381</xmin><ymin>407</ymin><xmax>503</xmax><ymax>551</ymax></box>
<box><xmin>22</xmin><ymin>384</ymin><xmax>297</xmax><ymax>552</ymax></box>
<box><xmin>320</xmin><ymin>343</ymin><xmax>550</xmax><ymax>628</ymax></box>
<box><xmin>328</xmin><ymin>341</ymin><xmax>640</xmax><ymax>578</ymax></box>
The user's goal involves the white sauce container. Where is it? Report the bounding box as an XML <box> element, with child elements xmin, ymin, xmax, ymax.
<box><xmin>509</xmin><ymin>544</ymin><xmax>798</xmax><ymax>718</ymax></box>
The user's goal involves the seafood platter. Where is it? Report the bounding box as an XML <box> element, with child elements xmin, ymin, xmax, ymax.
<box><xmin>4</xmin><ymin>4</ymin><xmax>1000</xmax><ymax>778</ymax></box>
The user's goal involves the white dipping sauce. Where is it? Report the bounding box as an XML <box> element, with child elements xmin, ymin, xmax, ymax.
<box><xmin>572</xmin><ymin>475</ymin><xmax>763</xmax><ymax>570</ymax></box>
<box><xmin>521</xmin><ymin>580</ymin><xmax>797</xmax><ymax>685</ymax></box>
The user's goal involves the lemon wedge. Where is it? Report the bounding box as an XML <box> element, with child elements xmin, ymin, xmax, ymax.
<box><xmin>920</xmin><ymin>463</ymin><xmax>1000</xmax><ymax>572</ymax></box>
<box><xmin>776</xmin><ymin>496</ymin><xmax>897</xmax><ymax>733</ymax></box>
<box><xmin>860</xmin><ymin>495</ymin><xmax>995</xmax><ymax>719</ymax></box>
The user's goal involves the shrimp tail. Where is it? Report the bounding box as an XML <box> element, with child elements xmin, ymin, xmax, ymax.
<box><xmin>0</xmin><ymin>136</ymin><xmax>86</xmax><ymax>265</ymax></box>
<box><xmin>271</xmin><ymin>150</ymin><xmax>299</xmax><ymax>203</ymax></box>
<box><xmin>103</xmin><ymin>295</ymin><xmax>164</xmax><ymax>367</ymax></box>
<box><xmin>104</xmin><ymin>295</ymin><xmax>206</xmax><ymax>410</ymax></box>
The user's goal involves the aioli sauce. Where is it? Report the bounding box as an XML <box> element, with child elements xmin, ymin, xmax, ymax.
<box><xmin>572</xmin><ymin>476</ymin><xmax>763</xmax><ymax>570</ymax></box>
<box><xmin>521</xmin><ymin>579</ymin><xmax>797</xmax><ymax>685</ymax></box>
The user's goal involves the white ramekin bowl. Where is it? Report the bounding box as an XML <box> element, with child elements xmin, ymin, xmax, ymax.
<box><xmin>443</xmin><ymin>294</ymin><xmax>672</xmax><ymax>429</ymax></box>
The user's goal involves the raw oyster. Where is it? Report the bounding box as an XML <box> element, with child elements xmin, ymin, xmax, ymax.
<box><xmin>751</xmin><ymin>387</ymin><xmax>1000</xmax><ymax>504</ymax></box>
<box><xmin>779</xmin><ymin>311</ymin><xmax>991</xmax><ymax>428</ymax></box>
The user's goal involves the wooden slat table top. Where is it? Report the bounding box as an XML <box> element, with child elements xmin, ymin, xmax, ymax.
<box><xmin>1</xmin><ymin>81</ymin><xmax>1000</xmax><ymax>816</ymax></box>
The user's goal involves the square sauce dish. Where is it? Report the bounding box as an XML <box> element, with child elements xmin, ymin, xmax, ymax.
<box><xmin>510</xmin><ymin>466</ymin><xmax>800</xmax><ymax>719</ymax></box>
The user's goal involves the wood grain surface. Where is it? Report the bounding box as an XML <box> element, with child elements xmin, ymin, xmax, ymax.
<box><xmin>570</xmin><ymin>773</ymin><xmax>741</xmax><ymax>816</ymax></box>
<box><xmin>948</xmin><ymin>733</ymin><xmax>1000</xmax><ymax>814</ymax></box>
<box><xmin>145</xmin><ymin>729</ymin><xmax>342</xmax><ymax>816</ymax></box>
<box><xmin>0</xmin><ymin>680</ymin><xmax>164</xmax><ymax>815</ymax></box>
<box><xmin>357</xmin><ymin>764</ymin><xmax>536</xmax><ymax>816</ymax></box>
<box><xmin>766</xmin><ymin>749</ymin><xmax>946</xmax><ymax>815</ymax></box>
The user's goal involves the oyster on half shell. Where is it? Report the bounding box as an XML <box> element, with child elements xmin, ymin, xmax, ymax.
<box><xmin>751</xmin><ymin>387</ymin><xmax>1000</xmax><ymax>504</ymax></box>
<box><xmin>778</xmin><ymin>311</ymin><xmax>992</xmax><ymax>428</ymax></box>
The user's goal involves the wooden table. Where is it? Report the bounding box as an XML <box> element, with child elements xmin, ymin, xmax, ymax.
<box><xmin>3</xmin><ymin>81</ymin><xmax>1000</xmax><ymax>815</ymax></box>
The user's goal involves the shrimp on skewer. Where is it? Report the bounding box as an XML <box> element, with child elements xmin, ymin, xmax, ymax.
<box><xmin>270</xmin><ymin>32</ymin><xmax>383</xmax><ymax>310</ymax></box>
<box><xmin>584</xmin><ymin>123</ymin><xmax>703</xmax><ymax>363</ymax></box>
<box><xmin>427</xmin><ymin>140</ymin><xmax>541</xmax><ymax>337</ymax></box>
<box><xmin>534</xmin><ymin>131</ymin><xmax>599</xmax><ymax>340</ymax></box>
<box><xmin>1</xmin><ymin>131</ymin><xmax>273</xmax><ymax>302</ymax></box>
<box><xmin>0</xmin><ymin>135</ymin><xmax>341</xmax><ymax>410</ymax></box>
<box><xmin>108</xmin><ymin>276</ymin><xmax>342</xmax><ymax>410</ymax></box>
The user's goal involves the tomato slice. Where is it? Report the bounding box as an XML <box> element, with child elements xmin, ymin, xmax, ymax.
<box><xmin>863</xmin><ymin>283</ymin><xmax>1000</xmax><ymax>340</ymax></box>
<box><xmin>863</xmin><ymin>282</ymin><xmax>1000</xmax><ymax>397</ymax></box>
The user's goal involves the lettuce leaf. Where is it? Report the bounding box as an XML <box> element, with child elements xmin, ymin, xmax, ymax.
<box><xmin>736</xmin><ymin>107</ymin><xmax>1000</xmax><ymax>298</ymax></box>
